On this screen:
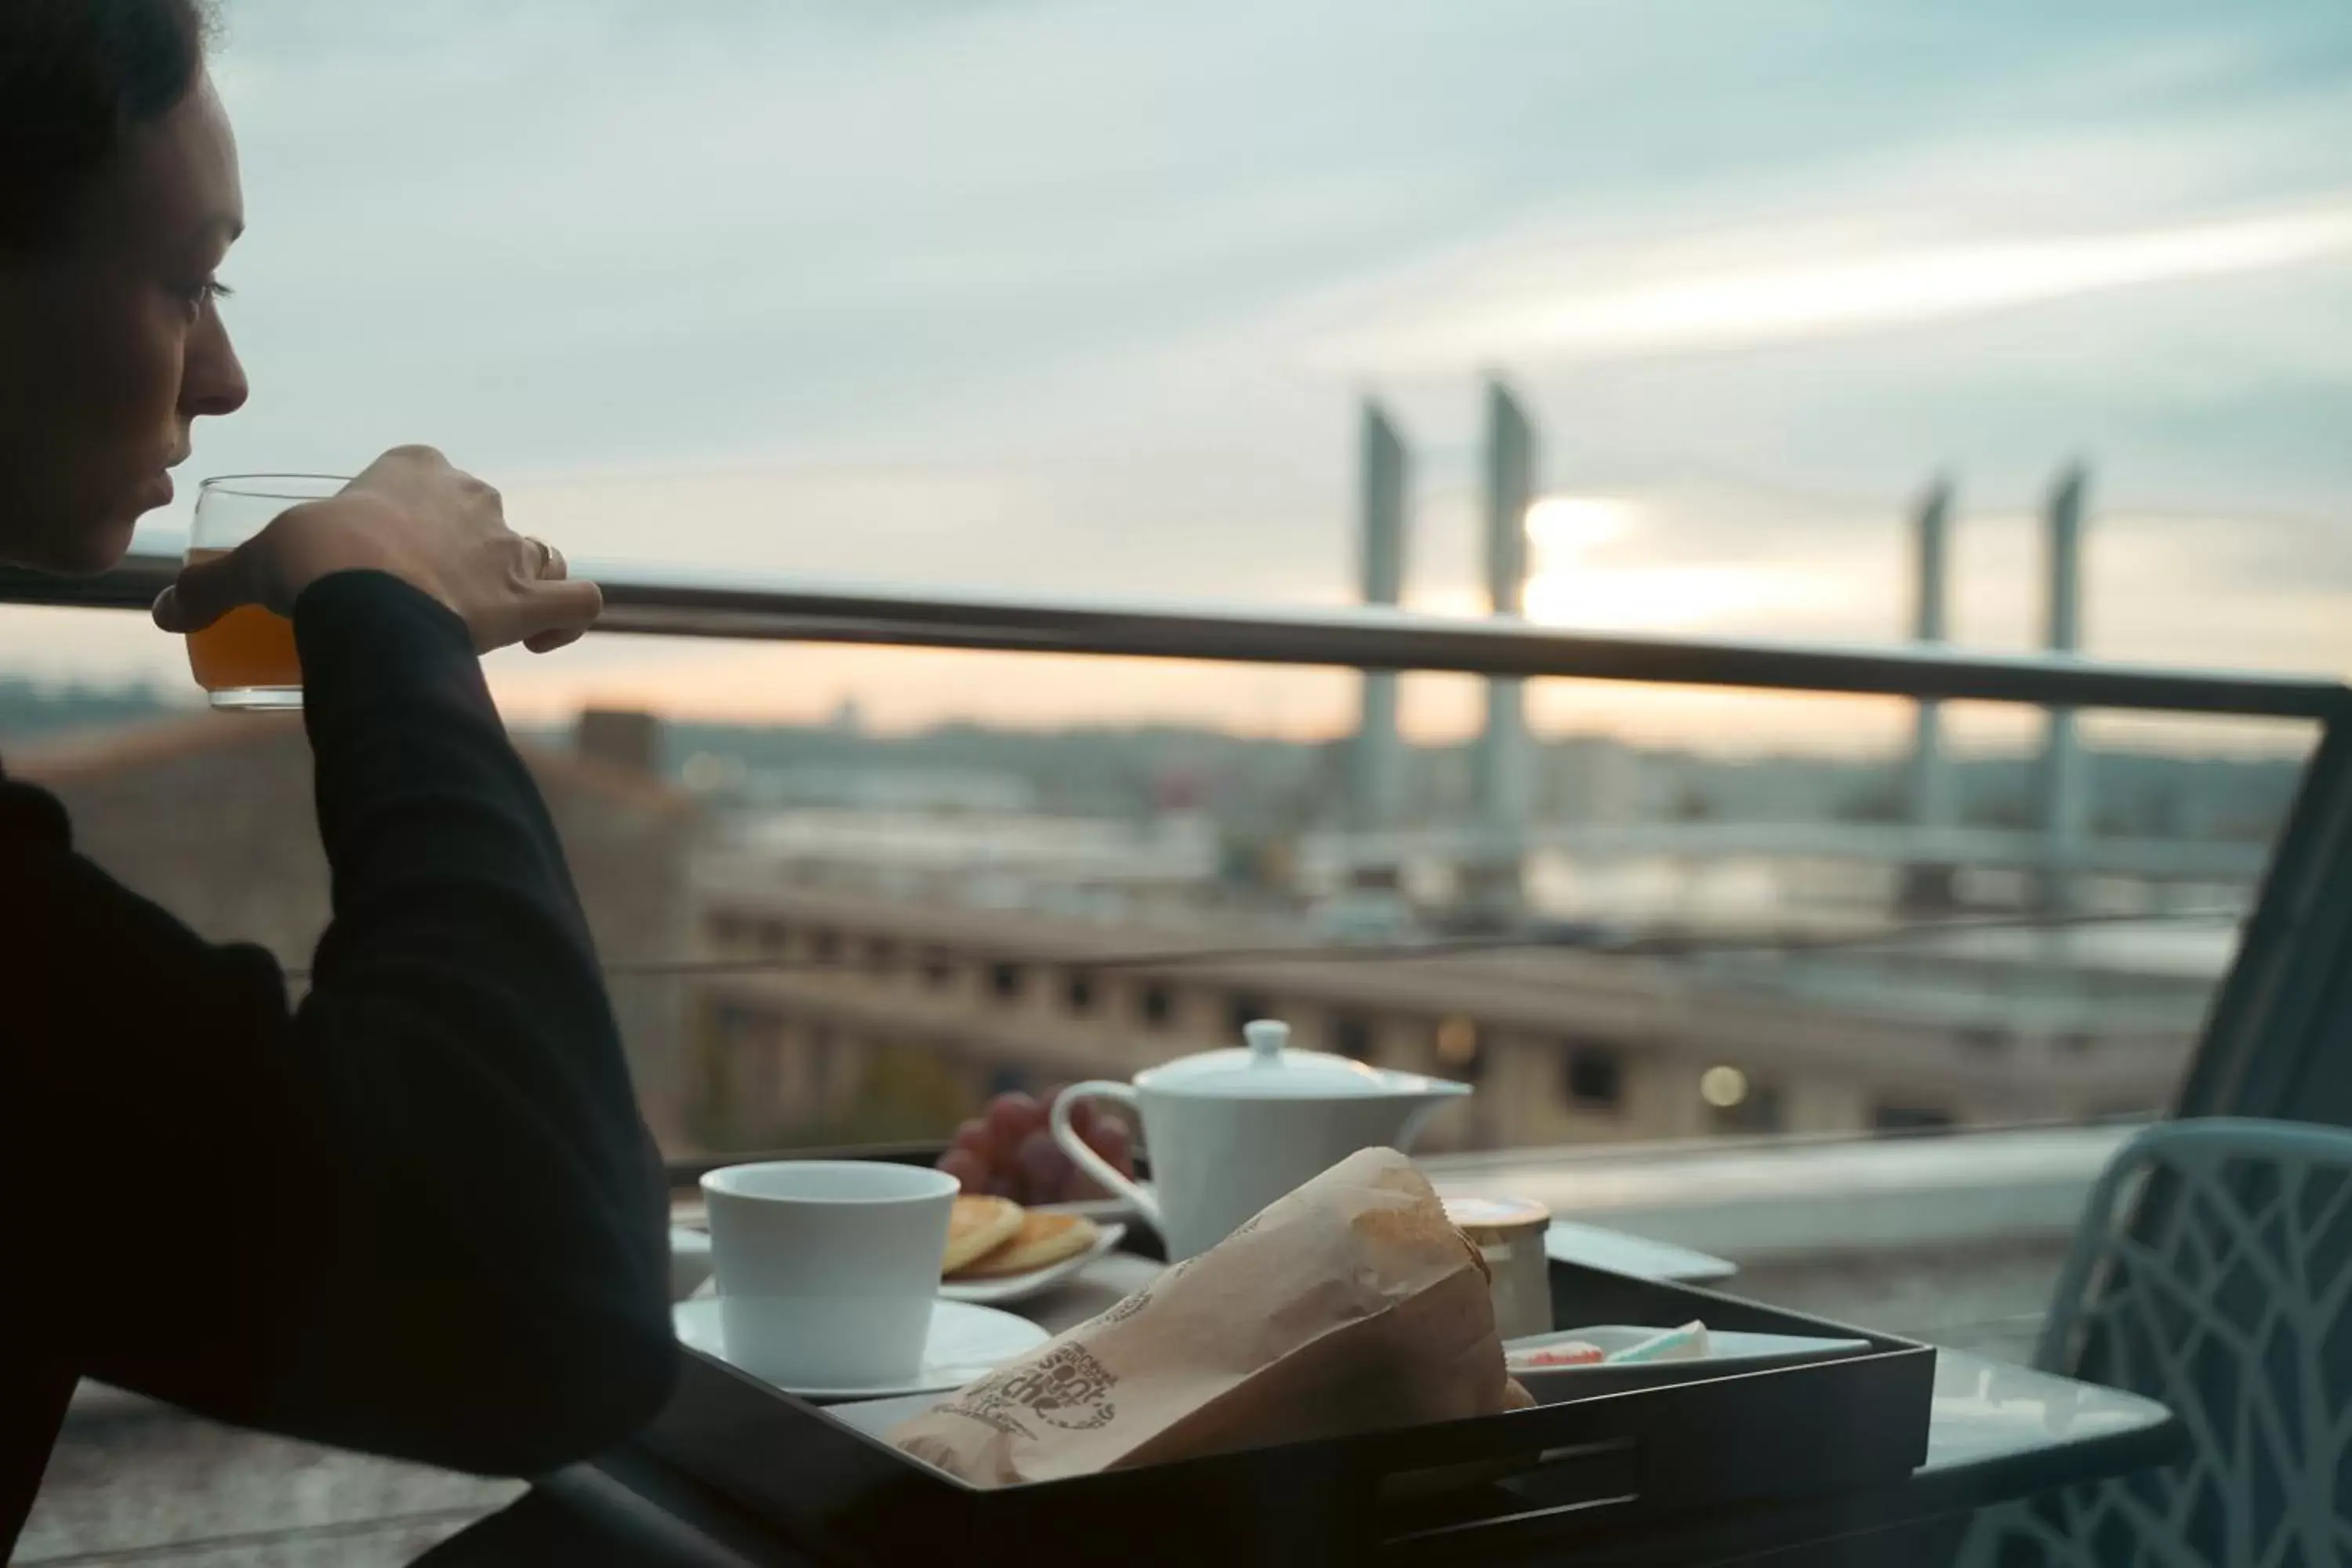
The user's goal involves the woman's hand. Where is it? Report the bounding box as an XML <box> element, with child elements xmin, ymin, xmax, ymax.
<box><xmin>938</xmin><ymin>1087</ymin><xmax>1134</xmax><ymax>1204</ymax></box>
<box><xmin>153</xmin><ymin>445</ymin><xmax>601</xmax><ymax>654</ymax></box>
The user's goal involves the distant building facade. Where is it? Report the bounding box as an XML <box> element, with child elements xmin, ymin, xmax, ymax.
<box><xmin>687</xmin><ymin>873</ymin><xmax>2197</xmax><ymax>1152</ymax></box>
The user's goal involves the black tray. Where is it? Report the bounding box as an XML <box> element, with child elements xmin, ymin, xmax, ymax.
<box><xmin>639</xmin><ymin>1227</ymin><xmax>1934</xmax><ymax>1568</ymax></box>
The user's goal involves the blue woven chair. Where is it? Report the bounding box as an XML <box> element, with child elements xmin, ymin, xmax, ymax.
<box><xmin>1959</xmin><ymin>1117</ymin><xmax>2352</xmax><ymax>1567</ymax></box>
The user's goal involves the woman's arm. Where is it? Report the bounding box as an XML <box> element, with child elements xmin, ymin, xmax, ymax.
<box><xmin>6</xmin><ymin>569</ymin><xmax>673</xmax><ymax>1474</ymax></box>
<box><xmin>9</xmin><ymin>434</ymin><xmax>684</xmax><ymax>1475</ymax></box>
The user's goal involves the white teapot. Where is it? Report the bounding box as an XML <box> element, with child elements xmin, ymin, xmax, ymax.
<box><xmin>1050</xmin><ymin>1018</ymin><xmax>1474</xmax><ymax>1260</ymax></box>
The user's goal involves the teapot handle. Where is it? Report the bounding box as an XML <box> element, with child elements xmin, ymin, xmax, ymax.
<box><xmin>1050</xmin><ymin>1082</ymin><xmax>1160</xmax><ymax>1233</ymax></box>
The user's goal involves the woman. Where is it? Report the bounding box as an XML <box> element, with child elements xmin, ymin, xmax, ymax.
<box><xmin>0</xmin><ymin>1</ymin><xmax>673</xmax><ymax>1546</ymax></box>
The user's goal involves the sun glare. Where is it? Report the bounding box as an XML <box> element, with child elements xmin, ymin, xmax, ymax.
<box><xmin>1519</xmin><ymin>493</ymin><xmax>1790</xmax><ymax>632</ymax></box>
<box><xmin>1525</xmin><ymin>495</ymin><xmax>1635</xmax><ymax>554</ymax></box>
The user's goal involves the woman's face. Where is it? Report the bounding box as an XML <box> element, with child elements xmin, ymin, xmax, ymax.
<box><xmin>0</xmin><ymin>75</ymin><xmax>249</xmax><ymax>573</ymax></box>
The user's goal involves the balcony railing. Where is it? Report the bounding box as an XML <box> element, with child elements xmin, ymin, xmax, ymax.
<box><xmin>8</xmin><ymin>549</ymin><xmax>2352</xmax><ymax>1134</ymax></box>
<box><xmin>10</xmin><ymin>550</ymin><xmax>2347</xmax><ymax>719</ymax></box>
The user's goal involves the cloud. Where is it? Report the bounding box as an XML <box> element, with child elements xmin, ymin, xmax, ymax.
<box><xmin>11</xmin><ymin>0</ymin><xmax>2349</xmax><ymax>748</ymax></box>
<box><xmin>1310</xmin><ymin>203</ymin><xmax>2352</xmax><ymax>371</ymax></box>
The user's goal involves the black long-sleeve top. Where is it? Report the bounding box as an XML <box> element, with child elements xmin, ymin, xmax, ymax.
<box><xmin>0</xmin><ymin>571</ymin><xmax>677</xmax><ymax>1549</ymax></box>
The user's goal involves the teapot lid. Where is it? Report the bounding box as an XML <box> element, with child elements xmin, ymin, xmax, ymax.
<box><xmin>1138</xmin><ymin>1019</ymin><xmax>1472</xmax><ymax>1099</ymax></box>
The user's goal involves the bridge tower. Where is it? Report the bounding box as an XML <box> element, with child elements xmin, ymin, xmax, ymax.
<box><xmin>1348</xmin><ymin>400</ymin><xmax>1410</xmax><ymax>840</ymax></box>
<box><xmin>1900</xmin><ymin>477</ymin><xmax>1958</xmax><ymax>913</ymax></box>
<box><xmin>2039</xmin><ymin>463</ymin><xmax>2092</xmax><ymax>913</ymax></box>
<box><xmin>1461</xmin><ymin>378</ymin><xmax>1537</xmax><ymax>920</ymax></box>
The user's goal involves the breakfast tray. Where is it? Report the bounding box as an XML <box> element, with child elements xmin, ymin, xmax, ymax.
<box><xmin>636</xmin><ymin>1238</ymin><xmax>1936</xmax><ymax>1567</ymax></box>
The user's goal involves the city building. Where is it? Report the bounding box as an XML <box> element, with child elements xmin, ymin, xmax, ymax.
<box><xmin>685</xmin><ymin>843</ymin><xmax>2199</xmax><ymax>1152</ymax></box>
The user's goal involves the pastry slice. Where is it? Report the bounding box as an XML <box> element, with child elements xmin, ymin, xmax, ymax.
<box><xmin>952</xmin><ymin>1211</ymin><xmax>1101</xmax><ymax>1279</ymax></box>
<box><xmin>942</xmin><ymin>1195</ymin><xmax>1025</xmax><ymax>1275</ymax></box>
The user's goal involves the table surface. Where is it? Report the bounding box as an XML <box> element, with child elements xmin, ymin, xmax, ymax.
<box><xmin>430</xmin><ymin>1227</ymin><xmax>2177</xmax><ymax>1568</ymax></box>
<box><xmin>429</xmin><ymin>1347</ymin><xmax>2172</xmax><ymax>1568</ymax></box>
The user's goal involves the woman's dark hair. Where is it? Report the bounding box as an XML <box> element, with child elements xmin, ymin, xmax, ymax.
<box><xmin>0</xmin><ymin>0</ymin><xmax>212</xmax><ymax>254</ymax></box>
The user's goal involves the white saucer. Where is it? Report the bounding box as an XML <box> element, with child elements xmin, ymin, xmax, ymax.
<box><xmin>673</xmin><ymin>1297</ymin><xmax>1048</xmax><ymax>1403</ymax></box>
<box><xmin>667</xmin><ymin>1227</ymin><xmax>714</xmax><ymax>1302</ymax></box>
<box><xmin>941</xmin><ymin>1222</ymin><xmax>1127</xmax><ymax>1305</ymax></box>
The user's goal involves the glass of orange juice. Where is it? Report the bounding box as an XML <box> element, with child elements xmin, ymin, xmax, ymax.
<box><xmin>186</xmin><ymin>473</ymin><xmax>348</xmax><ymax>710</ymax></box>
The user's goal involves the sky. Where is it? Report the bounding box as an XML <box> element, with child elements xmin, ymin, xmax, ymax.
<box><xmin>8</xmin><ymin>0</ymin><xmax>2349</xmax><ymax>753</ymax></box>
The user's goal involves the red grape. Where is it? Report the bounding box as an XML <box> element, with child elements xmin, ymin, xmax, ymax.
<box><xmin>1067</xmin><ymin>1117</ymin><xmax>1133</xmax><ymax>1199</ymax></box>
<box><xmin>985</xmin><ymin>1092</ymin><xmax>1041</xmax><ymax>1149</ymax></box>
<box><xmin>938</xmin><ymin>1087</ymin><xmax>1143</xmax><ymax>1204</ymax></box>
<box><xmin>1014</xmin><ymin>1128</ymin><xmax>1074</xmax><ymax>1196</ymax></box>
<box><xmin>1037</xmin><ymin>1084</ymin><xmax>1097</xmax><ymax>1139</ymax></box>
<box><xmin>1089</xmin><ymin>1116</ymin><xmax>1132</xmax><ymax>1167</ymax></box>
<box><xmin>937</xmin><ymin>1147</ymin><xmax>988</xmax><ymax>1193</ymax></box>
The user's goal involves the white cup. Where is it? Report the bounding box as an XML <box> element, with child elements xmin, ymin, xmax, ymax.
<box><xmin>699</xmin><ymin>1160</ymin><xmax>958</xmax><ymax>1389</ymax></box>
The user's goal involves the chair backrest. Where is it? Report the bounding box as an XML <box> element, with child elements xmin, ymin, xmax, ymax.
<box><xmin>1960</xmin><ymin>1116</ymin><xmax>2352</xmax><ymax>1567</ymax></box>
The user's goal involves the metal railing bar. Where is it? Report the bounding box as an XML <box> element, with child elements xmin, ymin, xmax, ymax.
<box><xmin>284</xmin><ymin>904</ymin><xmax>2243</xmax><ymax>983</ymax></box>
<box><xmin>4</xmin><ymin>552</ymin><xmax>2343</xmax><ymax>720</ymax></box>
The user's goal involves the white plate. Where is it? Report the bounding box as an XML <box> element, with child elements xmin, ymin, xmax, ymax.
<box><xmin>673</xmin><ymin>1297</ymin><xmax>1048</xmax><ymax>1403</ymax></box>
<box><xmin>941</xmin><ymin>1222</ymin><xmax>1127</xmax><ymax>1305</ymax></box>
<box><xmin>1504</xmin><ymin>1325</ymin><xmax>1871</xmax><ymax>1402</ymax></box>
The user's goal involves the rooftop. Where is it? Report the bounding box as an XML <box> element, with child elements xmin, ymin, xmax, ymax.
<box><xmin>8</xmin><ymin>710</ymin><xmax>695</xmax><ymax>818</ymax></box>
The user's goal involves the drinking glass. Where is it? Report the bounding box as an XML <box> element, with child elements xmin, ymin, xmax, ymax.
<box><xmin>185</xmin><ymin>474</ymin><xmax>347</xmax><ymax>710</ymax></box>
